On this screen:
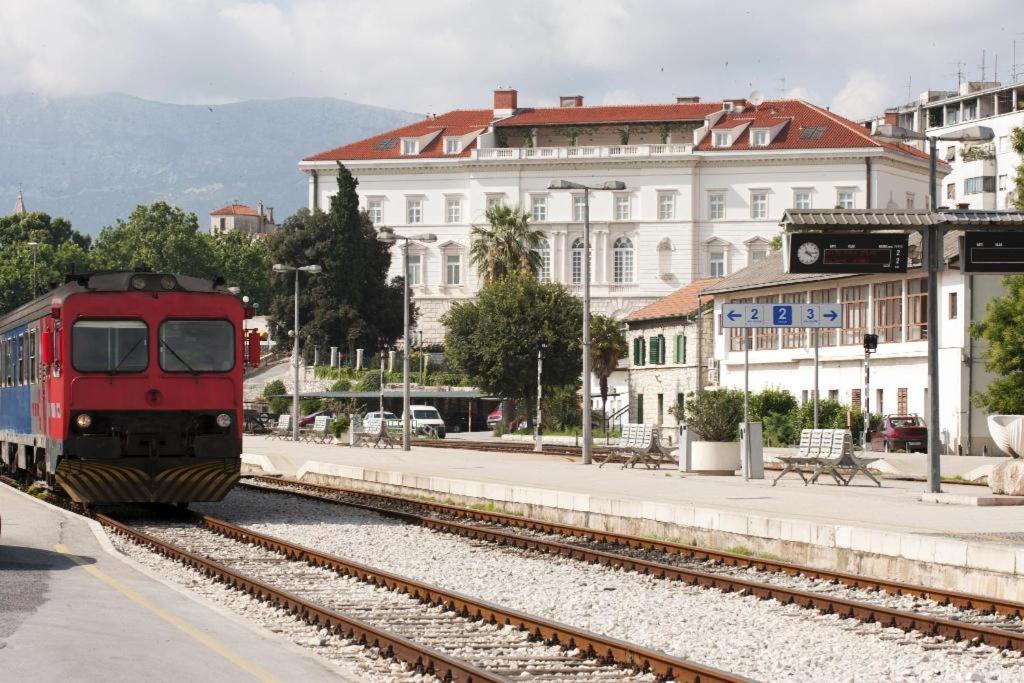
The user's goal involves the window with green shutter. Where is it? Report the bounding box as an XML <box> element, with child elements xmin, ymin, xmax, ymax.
<box><xmin>658</xmin><ymin>334</ymin><xmax>666</xmax><ymax>364</ymax></box>
<box><xmin>682</xmin><ymin>335</ymin><xmax>687</xmax><ymax>364</ymax></box>
<box><xmin>676</xmin><ymin>393</ymin><xmax>685</xmax><ymax>414</ymax></box>
<box><xmin>648</xmin><ymin>336</ymin><xmax>659</xmax><ymax>365</ymax></box>
<box><xmin>636</xmin><ymin>394</ymin><xmax>644</xmax><ymax>423</ymax></box>
<box><xmin>673</xmin><ymin>334</ymin><xmax>682</xmax><ymax>363</ymax></box>
<box><xmin>633</xmin><ymin>337</ymin><xmax>646</xmax><ymax>366</ymax></box>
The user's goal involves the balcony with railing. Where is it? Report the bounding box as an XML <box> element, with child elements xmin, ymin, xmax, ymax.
<box><xmin>472</xmin><ymin>143</ymin><xmax>694</xmax><ymax>161</ymax></box>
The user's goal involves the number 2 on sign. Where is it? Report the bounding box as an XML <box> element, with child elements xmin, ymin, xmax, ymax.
<box><xmin>750</xmin><ymin>309</ymin><xmax>759</xmax><ymax>320</ymax></box>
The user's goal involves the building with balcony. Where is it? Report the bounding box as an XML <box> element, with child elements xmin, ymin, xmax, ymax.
<box><xmin>862</xmin><ymin>81</ymin><xmax>1024</xmax><ymax>210</ymax></box>
<box><xmin>300</xmin><ymin>89</ymin><xmax>938</xmax><ymax>342</ymax></box>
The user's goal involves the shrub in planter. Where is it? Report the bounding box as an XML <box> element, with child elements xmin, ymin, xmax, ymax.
<box><xmin>330</xmin><ymin>415</ymin><xmax>351</xmax><ymax>438</ymax></box>
<box><xmin>683</xmin><ymin>389</ymin><xmax>744</xmax><ymax>442</ymax></box>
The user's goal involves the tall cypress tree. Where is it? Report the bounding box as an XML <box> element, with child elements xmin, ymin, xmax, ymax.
<box><xmin>267</xmin><ymin>163</ymin><xmax>409</xmax><ymax>361</ymax></box>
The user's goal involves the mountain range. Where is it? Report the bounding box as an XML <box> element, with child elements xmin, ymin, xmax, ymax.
<box><xmin>0</xmin><ymin>92</ymin><xmax>419</xmax><ymax>234</ymax></box>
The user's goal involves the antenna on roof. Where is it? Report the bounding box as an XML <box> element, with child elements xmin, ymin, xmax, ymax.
<box><xmin>775</xmin><ymin>77</ymin><xmax>786</xmax><ymax>97</ymax></box>
<box><xmin>748</xmin><ymin>90</ymin><xmax>765</xmax><ymax>107</ymax></box>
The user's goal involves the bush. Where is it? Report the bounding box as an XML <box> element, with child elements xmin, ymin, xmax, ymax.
<box><xmin>330</xmin><ymin>415</ymin><xmax>350</xmax><ymax>438</ymax></box>
<box><xmin>262</xmin><ymin>379</ymin><xmax>290</xmax><ymax>415</ymax></box>
<box><xmin>683</xmin><ymin>389</ymin><xmax>744</xmax><ymax>442</ymax></box>
<box><xmin>749</xmin><ymin>388</ymin><xmax>798</xmax><ymax>422</ymax></box>
<box><xmin>763</xmin><ymin>410</ymin><xmax>802</xmax><ymax>446</ymax></box>
<box><xmin>300</xmin><ymin>397</ymin><xmax>322</xmax><ymax>415</ymax></box>
<box><xmin>356</xmin><ymin>372</ymin><xmax>382</xmax><ymax>391</ymax></box>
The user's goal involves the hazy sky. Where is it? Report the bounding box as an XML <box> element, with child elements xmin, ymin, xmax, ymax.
<box><xmin>1</xmin><ymin>0</ymin><xmax>1022</xmax><ymax>119</ymax></box>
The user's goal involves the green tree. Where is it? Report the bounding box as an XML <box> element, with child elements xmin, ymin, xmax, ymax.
<box><xmin>209</xmin><ymin>231</ymin><xmax>272</xmax><ymax>308</ymax></box>
<box><xmin>468</xmin><ymin>205</ymin><xmax>544</xmax><ymax>284</ymax></box>
<box><xmin>442</xmin><ymin>274</ymin><xmax>583</xmax><ymax>420</ymax></box>
<box><xmin>970</xmin><ymin>275</ymin><xmax>1024</xmax><ymax>414</ymax></box>
<box><xmin>91</xmin><ymin>202</ymin><xmax>219</xmax><ymax>276</ymax></box>
<box><xmin>589</xmin><ymin>314</ymin><xmax>628</xmax><ymax>429</ymax></box>
<box><xmin>262</xmin><ymin>379</ymin><xmax>290</xmax><ymax>414</ymax></box>
<box><xmin>0</xmin><ymin>211</ymin><xmax>92</xmax><ymax>314</ymax></box>
<box><xmin>1011</xmin><ymin>126</ymin><xmax>1024</xmax><ymax>210</ymax></box>
<box><xmin>266</xmin><ymin>163</ymin><xmax>406</xmax><ymax>362</ymax></box>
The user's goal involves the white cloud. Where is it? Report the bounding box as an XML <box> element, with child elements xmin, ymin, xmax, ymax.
<box><xmin>830</xmin><ymin>69</ymin><xmax>896</xmax><ymax>120</ymax></box>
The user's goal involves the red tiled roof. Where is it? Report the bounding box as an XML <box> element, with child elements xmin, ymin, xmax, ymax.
<box><xmin>211</xmin><ymin>203</ymin><xmax>259</xmax><ymax>216</ymax></box>
<box><xmin>494</xmin><ymin>102</ymin><xmax>720</xmax><ymax>127</ymax></box>
<box><xmin>626</xmin><ymin>278</ymin><xmax>722</xmax><ymax>323</ymax></box>
<box><xmin>303</xmin><ymin>110</ymin><xmax>493</xmax><ymax>162</ymax></box>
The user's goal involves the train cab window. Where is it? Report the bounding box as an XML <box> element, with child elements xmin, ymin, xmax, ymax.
<box><xmin>29</xmin><ymin>330</ymin><xmax>37</xmax><ymax>383</ymax></box>
<box><xmin>159</xmin><ymin>320</ymin><xmax>234</xmax><ymax>373</ymax></box>
<box><xmin>72</xmin><ymin>320</ymin><xmax>149</xmax><ymax>373</ymax></box>
<box><xmin>17</xmin><ymin>333</ymin><xmax>25</xmax><ymax>385</ymax></box>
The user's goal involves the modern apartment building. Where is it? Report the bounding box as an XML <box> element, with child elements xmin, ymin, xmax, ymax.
<box><xmin>300</xmin><ymin>89</ymin><xmax>939</xmax><ymax>342</ymax></box>
<box><xmin>863</xmin><ymin>81</ymin><xmax>1024</xmax><ymax>210</ymax></box>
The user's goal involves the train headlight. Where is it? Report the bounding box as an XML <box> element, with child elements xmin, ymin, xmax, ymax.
<box><xmin>215</xmin><ymin>413</ymin><xmax>232</xmax><ymax>428</ymax></box>
<box><xmin>76</xmin><ymin>413</ymin><xmax>92</xmax><ymax>429</ymax></box>
<box><xmin>160</xmin><ymin>275</ymin><xmax>177</xmax><ymax>290</ymax></box>
<box><xmin>131</xmin><ymin>275</ymin><xmax>147</xmax><ymax>290</ymax></box>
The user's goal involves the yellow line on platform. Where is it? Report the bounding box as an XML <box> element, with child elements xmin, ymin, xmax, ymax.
<box><xmin>54</xmin><ymin>543</ymin><xmax>279</xmax><ymax>683</ymax></box>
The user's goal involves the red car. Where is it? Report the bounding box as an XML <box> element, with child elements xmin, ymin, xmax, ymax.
<box><xmin>869</xmin><ymin>415</ymin><xmax>927</xmax><ymax>453</ymax></box>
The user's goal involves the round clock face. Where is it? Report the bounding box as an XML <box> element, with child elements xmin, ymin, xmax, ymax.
<box><xmin>797</xmin><ymin>241</ymin><xmax>820</xmax><ymax>265</ymax></box>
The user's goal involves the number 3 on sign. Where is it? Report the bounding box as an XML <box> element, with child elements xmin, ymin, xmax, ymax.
<box><xmin>803</xmin><ymin>304</ymin><xmax>819</xmax><ymax>327</ymax></box>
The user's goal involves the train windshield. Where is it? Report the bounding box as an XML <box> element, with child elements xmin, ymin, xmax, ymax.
<box><xmin>72</xmin><ymin>320</ymin><xmax>149</xmax><ymax>373</ymax></box>
<box><xmin>159</xmin><ymin>320</ymin><xmax>234</xmax><ymax>373</ymax></box>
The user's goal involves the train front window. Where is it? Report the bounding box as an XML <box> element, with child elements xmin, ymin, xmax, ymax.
<box><xmin>72</xmin><ymin>320</ymin><xmax>149</xmax><ymax>373</ymax></box>
<box><xmin>159</xmin><ymin>320</ymin><xmax>234</xmax><ymax>373</ymax></box>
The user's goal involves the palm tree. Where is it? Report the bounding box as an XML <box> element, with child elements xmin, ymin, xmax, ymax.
<box><xmin>469</xmin><ymin>205</ymin><xmax>544</xmax><ymax>284</ymax></box>
<box><xmin>589</xmin><ymin>314</ymin><xmax>628</xmax><ymax>434</ymax></box>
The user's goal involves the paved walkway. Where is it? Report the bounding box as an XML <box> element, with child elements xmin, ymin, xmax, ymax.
<box><xmin>0</xmin><ymin>483</ymin><xmax>347</xmax><ymax>682</ymax></box>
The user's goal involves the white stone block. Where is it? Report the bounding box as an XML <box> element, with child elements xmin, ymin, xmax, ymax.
<box><xmin>834</xmin><ymin>525</ymin><xmax>854</xmax><ymax>549</ymax></box>
<box><xmin>241</xmin><ymin>453</ymin><xmax>279</xmax><ymax>475</ymax></box>
<box><xmin>719</xmin><ymin>512</ymin><xmax>749</xmax><ymax>535</ymax></box>
<box><xmin>933</xmin><ymin>539</ymin><xmax>969</xmax><ymax>567</ymax></box>
<box><xmin>966</xmin><ymin>544</ymin><xmax>1016</xmax><ymax>574</ymax></box>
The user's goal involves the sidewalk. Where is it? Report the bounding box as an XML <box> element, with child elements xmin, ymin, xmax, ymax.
<box><xmin>242</xmin><ymin>435</ymin><xmax>1023</xmax><ymax>600</ymax></box>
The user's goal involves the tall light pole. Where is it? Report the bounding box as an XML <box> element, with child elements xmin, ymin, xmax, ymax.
<box><xmin>873</xmin><ymin>123</ymin><xmax>994</xmax><ymax>493</ymax></box>
<box><xmin>273</xmin><ymin>263</ymin><xmax>322</xmax><ymax>441</ymax></box>
<box><xmin>377</xmin><ymin>226</ymin><xmax>437</xmax><ymax>450</ymax></box>
<box><xmin>27</xmin><ymin>241</ymin><xmax>40</xmax><ymax>296</ymax></box>
<box><xmin>548</xmin><ymin>180</ymin><xmax>625</xmax><ymax>465</ymax></box>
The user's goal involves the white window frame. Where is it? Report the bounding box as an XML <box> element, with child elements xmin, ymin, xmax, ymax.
<box><xmin>530</xmin><ymin>195</ymin><xmax>547</xmax><ymax>222</ymax></box>
<box><xmin>751</xmin><ymin>129</ymin><xmax>769</xmax><ymax>146</ymax></box>
<box><xmin>793</xmin><ymin>189</ymin><xmax>812</xmax><ymax>210</ymax></box>
<box><xmin>366</xmin><ymin>197</ymin><xmax>384</xmax><ymax>225</ymax></box>
<box><xmin>572</xmin><ymin>194</ymin><xmax>586</xmax><ymax>222</ymax></box>
<box><xmin>406</xmin><ymin>253</ymin><xmax>423</xmax><ymax>285</ymax></box>
<box><xmin>535</xmin><ymin>237</ymin><xmax>552</xmax><ymax>282</ymax></box>
<box><xmin>905</xmin><ymin>192</ymin><xmax>916</xmax><ymax>209</ymax></box>
<box><xmin>406</xmin><ymin>197</ymin><xmax>423</xmax><ymax>224</ymax></box>
<box><xmin>750</xmin><ymin>190</ymin><xmax>768</xmax><ymax>219</ymax></box>
<box><xmin>709</xmin><ymin>247</ymin><xmax>726</xmax><ymax>277</ymax></box>
<box><xmin>999</xmin><ymin>174</ymin><xmax>1008</xmax><ymax>191</ymax></box>
<box><xmin>443</xmin><ymin>137</ymin><xmax>461</xmax><ymax>154</ymax></box>
<box><xmin>708</xmin><ymin>191</ymin><xmax>725</xmax><ymax>220</ymax></box>
<box><xmin>401</xmin><ymin>138</ymin><xmax>419</xmax><ymax>155</ymax></box>
<box><xmin>445</xmin><ymin>197</ymin><xmax>462</xmax><ymax>224</ymax></box>
<box><xmin>485</xmin><ymin>194</ymin><xmax>505</xmax><ymax>211</ymax></box>
<box><xmin>657</xmin><ymin>192</ymin><xmax>675</xmax><ymax>220</ymax></box>
<box><xmin>836</xmin><ymin>188</ymin><xmax>855</xmax><ymax>209</ymax></box>
<box><xmin>713</xmin><ymin>131</ymin><xmax>731</xmax><ymax>147</ymax></box>
<box><xmin>998</xmin><ymin>136</ymin><xmax>1009</xmax><ymax>153</ymax></box>
<box><xmin>445</xmin><ymin>253</ymin><xmax>461</xmax><ymax>286</ymax></box>
<box><xmin>571</xmin><ymin>237</ymin><xmax>589</xmax><ymax>285</ymax></box>
<box><xmin>614</xmin><ymin>194</ymin><xmax>631</xmax><ymax>221</ymax></box>
<box><xmin>612</xmin><ymin>236</ymin><xmax>634</xmax><ymax>284</ymax></box>
<box><xmin>745</xmin><ymin>237</ymin><xmax>770</xmax><ymax>266</ymax></box>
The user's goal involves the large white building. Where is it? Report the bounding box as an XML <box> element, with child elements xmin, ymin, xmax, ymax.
<box><xmin>300</xmin><ymin>89</ymin><xmax>940</xmax><ymax>342</ymax></box>
<box><xmin>863</xmin><ymin>80</ymin><xmax>1024</xmax><ymax>210</ymax></box>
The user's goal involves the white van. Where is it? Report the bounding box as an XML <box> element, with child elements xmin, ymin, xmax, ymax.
<box><xmin>410</xmin><ymin>405</ymin><xmax>446</xmax><ymax>438</ymax></box>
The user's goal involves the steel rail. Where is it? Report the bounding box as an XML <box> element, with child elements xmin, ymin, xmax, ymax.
<box><xmin>95</xmin><ymin>513</ymin><xmax>502</xmax><ymax>683</ymax></box>
<box><xmin>190</xmin><ymin>511</ymin><xmax>745</xmax><ymax>683</ymax></box>
<box><xmin>242</xmin><ymin>477</ymin><xmax>1024</xmax><ymax>651</ymax></box>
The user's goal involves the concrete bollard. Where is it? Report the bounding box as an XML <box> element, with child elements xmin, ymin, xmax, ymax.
<box><xmin>388</xmin><ymin>350</ymin><xmax>396</xmax><ymax>372</ymax></box>
<box><xmin>678</xmin><ymin>423</ymin><xmax>693</xmax><ymax>472</ymax></box>
<box><xmin>330</xmin><ymin>347</ymin><xmax>339</xmax><ymax>367</ymax></box>
<box><xmin>355</xmin><ymin>348</ymin><xmax>364</xmax><ymax>369</ymax></box>
<box><xmin>740</xmin><ymin>422</ymin><xmax>764</xmax><ymax>480</ymax></box>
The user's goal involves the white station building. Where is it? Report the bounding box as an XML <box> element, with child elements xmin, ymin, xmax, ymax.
<box><xmin>300</xmin><ymin>89</ymin><xmax>940</xmax><ymax>342</ymax></box>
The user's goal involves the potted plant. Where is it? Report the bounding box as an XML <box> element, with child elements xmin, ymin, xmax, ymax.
<box><xmin>682</xmin><ymin>389</ymin><xmax>743</xmax><ymax>474</ymax></box>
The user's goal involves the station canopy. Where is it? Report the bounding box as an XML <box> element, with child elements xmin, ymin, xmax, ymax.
<box><xmin>781</xmin><ymin>208</ymin><xmax>1024</xmax><ymax>228</ymax></box>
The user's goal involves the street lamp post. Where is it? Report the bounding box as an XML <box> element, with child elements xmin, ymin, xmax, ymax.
<box><xmin>27</xmin><ymin>241</ymin><xmax>40</xmax><ymax>296</ymax></box>
<box><xmin>547</xmin><ymin>180</ymin><xmax>625</xmax><ymax>465</ymax></box>
<box><xmin>534</xmin><ymin>343</ymin><xmax>548</xmax><ymax>453</ymax></box>
<box><xmin>272</xmin><ymin>263</ymin><xmax>323</xmax><ymax>441</ymax></box>
<box><xmin>377</xmin><ymin>227</ymin><xmax>437</xmax><ymax>451</ymax></box>
<box><xmin>873</xmin><ymin>123</ymin><xmax>994</xmax><ymax>493</ymax></box>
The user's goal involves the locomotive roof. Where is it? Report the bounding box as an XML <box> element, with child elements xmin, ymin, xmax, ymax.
<box><xmin>0</xmin><ymin>272</ymin><xmax>231</xmax><ymax>333</ymax></box>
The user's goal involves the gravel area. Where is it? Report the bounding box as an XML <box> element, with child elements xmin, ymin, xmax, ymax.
<box><xmin>107</xmin><ymin>530</ymin><xmax>438</xmax><ymax>682</ymax></box>
<box><xmin>200</xmin><ymin>487</ymin><xmax>1024</xmax><ymax>682</ymax></box>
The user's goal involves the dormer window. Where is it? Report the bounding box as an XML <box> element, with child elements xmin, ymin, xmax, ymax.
<box><xmin>443</xmin><ymin>138</ymin><xmax>461</xmax><ymax>154</ymax></box>
<box><xmin>752</xmin><ymin>130</ymin><xmax>770</xmax><ymax>147</ymax></box>
<box><xmin>401</xmin><ymin>139</ymin><xmax>419</xmax><ymax>155</ymax></box>
<box><xmin>713</xmin><ymin>131</ymin><xmax>731</xmax><ymax>147</ymax></box>
<box><xmin>723</xmin><ymin>102</ymin><xmax>734</xmax><ymax>112</ymax></box>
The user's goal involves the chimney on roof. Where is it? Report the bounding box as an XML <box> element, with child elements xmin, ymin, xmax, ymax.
<box><xmin>676</xmin><ymin>96</ymin><xmax>700</xmax><ymax>103</ymax></box>
<box><xmin>265</xmin><ymin>206</ymin><xmax>274</xmax><ymax>225</ymax></box>
<box><xmin>559</xmin><ymin>95</ymin><xmax>583</xmax><ymax>108</ymax></box>
<box><xmin>493</xmin><ymin>88</ymin><xmax>518</xmax><ymax>117</ymax></box>
<box><xmin>956</xmin><ymin>203</ymin><xmax>971</xmax><ymax>210</ymax></box>
<box><xmin>883</xmin><ymin>110</ymin><xmax>898</xmax><ymax>126</ymax></box>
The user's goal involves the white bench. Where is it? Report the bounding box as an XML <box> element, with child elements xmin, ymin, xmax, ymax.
<box><xmin>354</xmin><ymin>417</ymin><xmax>401</xmax><ymax>448</ymax></box>
<box><xmin>303</xmin><ymin>415</ymin><xmax>333</xmax><ymax>444</ymax></box>
<box><xmin>773</xmin><ymin>429</ymin><xmax>881</xmax><ymax>487</ymax></box>
<box><xmin>599</xmin><ymin>423</ymin><xmax>673</xmax><ymax>469</ymax></box>
<box><xmin>267</xmin><ymin>414</ymin><xmax>291</xmax><ymax>440</ymax></box>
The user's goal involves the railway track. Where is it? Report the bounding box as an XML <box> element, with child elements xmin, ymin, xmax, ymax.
<box><xmin>241</xmin><ymin>476</ymin><xmax>1024</xmax><ymax>653</ymax></box>
<box><xmin>98</xmin><ymin>509</ymin><xmax>744</xmax><ymax>683</ymax></box>
<box><xmin>419</xmin><ymin>438</ymin><xmax>603</xmax><ymax>458</ymax></box>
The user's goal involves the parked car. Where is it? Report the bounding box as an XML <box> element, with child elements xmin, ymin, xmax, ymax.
<box><xmin>365</xmin><ymin>411</ymin><xmax>399</xmax><ymax>421</ymax></box>
<box><xmin>486</xmin><ymin>406</ymin><xmax>502</xmax><ymax>428</ymax></box>
<box><xmin>299</xmin><ymin>409</ymin><xmax>334</xmax><ymax>427</ymax></box>
<box><xmin>411</xmin><ymin>405</ymin><xmax>446</xmax><ymax>438</ymax></box>
<box><xmin>869</xmin><ymin>415</ymin><xmax>927</xmax><ymax>453</ymax></box>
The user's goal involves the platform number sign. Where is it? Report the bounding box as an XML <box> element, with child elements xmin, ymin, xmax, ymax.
<box><xmin>721</xmin><ymin>303</ymin><xmax>842</xmax><ymax>328</ymax></box>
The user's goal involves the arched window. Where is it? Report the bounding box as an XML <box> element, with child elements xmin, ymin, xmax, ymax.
<box><xmin>612</xmin><ymin>236</ymin><xmax>634</xmax><ymax>283</ymax></box>
<box><xmin>534</xmin><ymin>237</ymin><xmax>551</xmax><ymax>282</ymax></box>
<box><xmin>571</xmin><ymin>238</ymin><xmax>585</xmax><ymax>284</ymax></box>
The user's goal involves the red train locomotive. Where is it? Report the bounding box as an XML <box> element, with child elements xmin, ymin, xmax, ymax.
<box><xmin>0</xmin><ymin>271</ymin><xmax>259</xmax><ymax>503</ymax></box>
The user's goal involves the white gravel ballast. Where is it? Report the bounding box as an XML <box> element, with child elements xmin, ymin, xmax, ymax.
<box><xmin>198</xmin><ymin>487</ymin><xmax>1024</xmax><ymax>683</ymax></box>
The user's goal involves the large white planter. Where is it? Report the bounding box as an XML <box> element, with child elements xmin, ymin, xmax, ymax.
<box><xmin>987</xmin><ymin>415</ymin><xmax>1024</xmax><ymax>458</ymax></box>
<box><xmin>691</xmin><ymin>441</ymin><xmax>741</xmax><ymax>475</ymax></box>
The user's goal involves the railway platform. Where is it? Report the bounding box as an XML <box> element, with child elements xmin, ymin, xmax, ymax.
<box><xmin>242</xmin><ymin>435</ymin><xmax>1024</xmax><ymax>601</ymax></box>
<box><xmin>0</xmin><ymin>483</ymin><xmax>351</xmax><ymax>682</ymax></box>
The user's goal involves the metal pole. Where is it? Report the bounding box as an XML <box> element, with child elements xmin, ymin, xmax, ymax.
<box><xmin>402</xmin><ymin>240</ymin><xmax>411</xmax><ymax>451</ymax></box>
<box><xmin>863</xmin><ymin>350</ymin><xmax>870</xmax><ymax>449</ymax></box>
<box><xmin>813</xmin><ymin>327</ymin><xmax>819</xmax><ymax>429</ymax></box>
<box><xmin>379</xmin><ymin>347</ymin><xmax>385</xmax><ymax>415</ymax></box>
<box><xmin>926</xmin><ymin>138</ymin><xmax>941</xmax><ymax>493</ymax></box>
<box><xmin>743</xmin><ymin>328</ymin><xmax>750</xmax><ymax>481</ymax></box>
<box><xmin>582</xmin><ymin>188</ymin><xmax>593</xmax><ymax>464</ymax></box>
<box><xmin>534</xmin><ymin>348</ymin><xmax>543</xmax><ymax>453</ymax></box>
<box><xmin>292</xmin><ymin>270</ymin><xmax>300</xmax><ymax>441</ymax></box>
